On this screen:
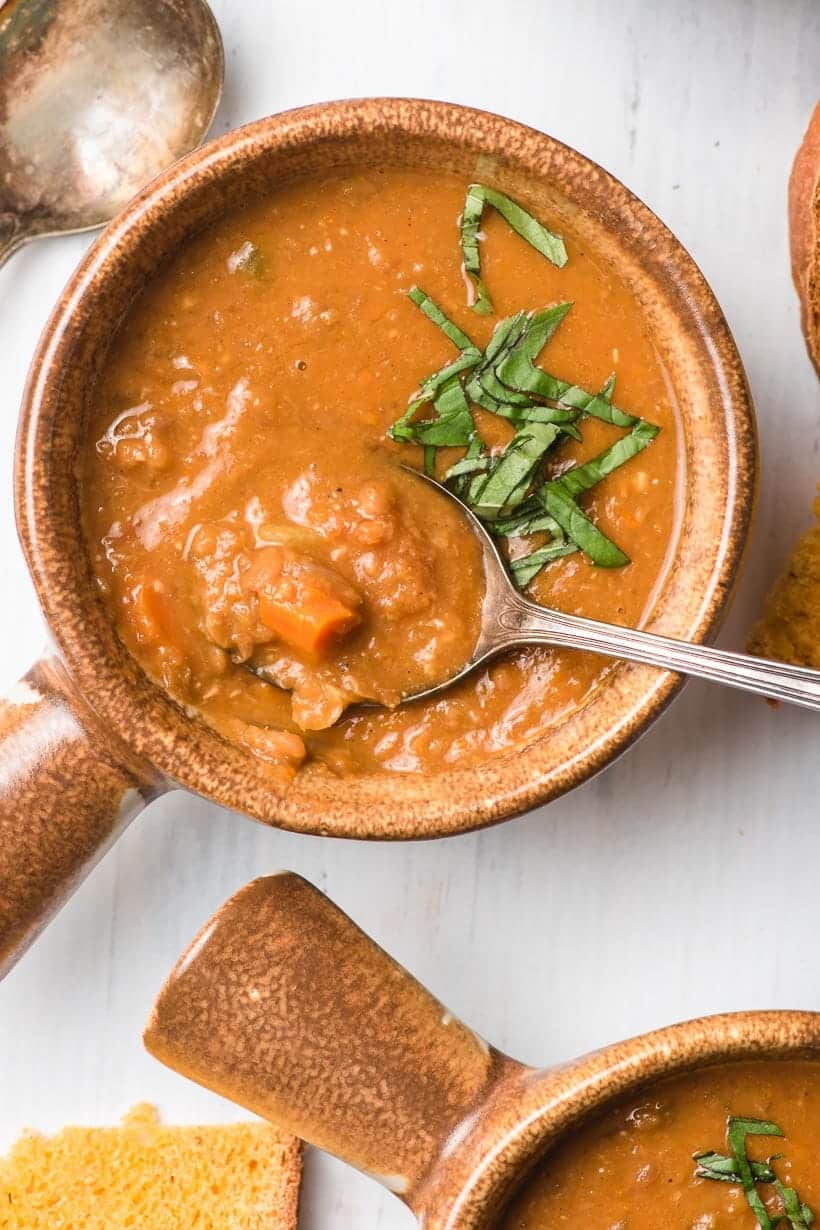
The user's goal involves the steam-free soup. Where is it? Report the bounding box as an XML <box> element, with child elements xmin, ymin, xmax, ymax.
<box><xmin>501</xmin><ymin>1061</ymin><xmax>820</xmax><ymax>1229</ymax></box>
<box><xmin>81</xmin><ymin>168</ymin><xmax>680</xmax><ymax>780</ymax></box>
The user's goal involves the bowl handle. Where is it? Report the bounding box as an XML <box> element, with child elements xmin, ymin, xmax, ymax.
<box><xmin>0</xmin><ymin>658</ymin><xmax>161</xmax><ymax>979</ymax></box>
<box><xmin>144</xmin><ymin>872</ymin><xmax>510</xmax><ymax>1203</ymax></box>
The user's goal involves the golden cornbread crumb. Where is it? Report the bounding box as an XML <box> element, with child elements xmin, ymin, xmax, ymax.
<box><xmin>748</xmin><ymin>495</ymin><xmax>820</xmax><ymax>667</ymax></box>
<box><xmin>0</xmin><ymin>1103</ymin><xmax>301</xmax><ymax>1230</ymax></box>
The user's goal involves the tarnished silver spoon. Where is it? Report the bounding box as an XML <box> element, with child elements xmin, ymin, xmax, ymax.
<box><xmin>0</xmin><ymin>0</ymin><xmax>223</xmax><ymax>268</ymax></box>
<box><xmin>404</xmin><ymin>470</ymin><xmax>820</xmax><ymax>711</ymax></box>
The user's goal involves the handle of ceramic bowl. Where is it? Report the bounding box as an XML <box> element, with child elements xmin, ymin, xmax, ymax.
<box><xmin>0</xmin><ymin>658</ymin><xmax>160</xmax><ymax>979</ymax></box>
<box><xmin>144</xmin><ymin>873</ymin><xmax>510</xmax><ymax>1201</ymax></box>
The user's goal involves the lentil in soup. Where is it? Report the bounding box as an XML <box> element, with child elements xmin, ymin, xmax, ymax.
<box><xmin>501</xmin><ymin>1060</ymin><xmax>820</xmax><ymax>1229</ymax></box>
<box><xmin>81</xmin><ymin>168</ymin><xmax>681</xmax><ymax>780</ymax></box>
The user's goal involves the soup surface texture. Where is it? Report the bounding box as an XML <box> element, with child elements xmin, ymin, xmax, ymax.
<box><xmin>500</xmin><ymin>1060</ymin><xmax>820</xmax><ymax>1229</ymax></box>
<box><xmin>81</xmin><ymin>168</ymin><xmax>680</xmax><ymax>779</ymax></box>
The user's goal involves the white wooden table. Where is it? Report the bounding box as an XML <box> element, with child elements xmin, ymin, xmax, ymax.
<box><xmin>1</xmin><ymin>1</ymin><xmax>818</xmax><ymax>1224</ymax></box>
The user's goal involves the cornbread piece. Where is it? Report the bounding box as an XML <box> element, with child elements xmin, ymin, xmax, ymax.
<box><xmin>0</xmin><ymin>1103</ymin><xmax>301</xmax><ymax>1230</ymax></box>
<box><xmin>789</xmin><ymin>103</ymin><xmax>820</xmax><ymax>374</ymax></box>
<box><xmin>748</xmin><ymin>496</ymin><xmax>820</xmax><ymax>667</ymax></box>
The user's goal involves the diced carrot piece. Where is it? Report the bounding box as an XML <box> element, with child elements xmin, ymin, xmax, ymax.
<box><xmin>257</xmin><ymin>587</ymin><xmax>361</xmax><ymax>657</ymax></box>
<box><xmin>129</xmin><ymin>579</ymin><xmax>176</xmax><ymax>647</ymax></box>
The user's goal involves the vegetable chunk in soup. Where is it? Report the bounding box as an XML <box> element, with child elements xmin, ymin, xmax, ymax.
<box><xmin>501</xmin><ymin>1061</ymin><xmax>820</xmax><ymax>1230</ymax></box>
<box><xmin>81</xmin><ymin>168</ymin><xmax>680</xmax><ymax>780</ymax></box>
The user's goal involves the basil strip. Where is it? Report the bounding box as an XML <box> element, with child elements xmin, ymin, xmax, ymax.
<box><xmin>418</xmin><ymin>349</ymin><xmax>483</xmax><ymax>397</ymax></box>
<box><xmin>497</xmin><ymin>351</ymin><xmax>639</xmax><ymax>428</ymax></box>
<box><xmin>540</xmin><ymin>483</ymin><xmax>629</xmax><ymax>568</ymax></box>
<box><xmin>444</xmin><ymin>454</ymin><xmax>493</xmax><ymax>480</ymax></box>
<box><xmin>473</xmin><ymin>305</ymin><xmax>574</xmax><ymax>412</ymax></box>
<box><xmin>408</xmin><ymin>286</ymin><xmax>475</xmax><ymax>351</ymax></box>
<box><xmin>460</xmin><ymin>185</ymin><xmax>494</xmax><ymax>315</ymax></box>
<box><xmin>461</xmin><ymin>183</ymin><xmax>568</xmax><ymax>314</ymax></box>
<box><xmin>416</xmin><ymin>376</ymin><xmax>474</xmax><ymax>446</ymax></box>
<box><xmin>471</xmin><ymin>423</ymin><xmax>562</xmax><ymax>518</ymax></box>
<box><xmin>728</xmin><ymin>1118</ymin><xmax>783</xmax><ymax>1230</ymax></box>
<box><xmin>391</xmin><ymin>375</ymin><xmax>474</xmax><ymax>448</ymax></box>
<box><xmin>492</xmin><ymin>505</ymin><xmax>565</xmax><ymax>539</ymax></box>
<box><xmin>775</xmin><ymin>1181</ymin><xmax>816</xmax><ymax>1229</ymax></box>
<box><xmin>390</xmin><ymin>351</ymin><xmax>483</xmax><ymax>442</ymax></box>
<box><xmin>694</xmin><ymin>1152</ymin><xmax>777</xmax><ymax>1184</ymax></box>
<box><xmin>511</xmin><ymin>542</ymin><xmax>578</xmax><ymax>589</ymax></box>
<box><xmin>558</xmin><ymin>420</ymin><xmax>659</xmax><ymax>499</ymax></box>
<box><xmin>698</xmin><ymin>1119</ymin><xmax>815</xmax><ymax>1230</ymax></box>
<box><xmin>449</xmin><ymin>432</ymin><xmax>487</xmax><ymax>500</ymax></box>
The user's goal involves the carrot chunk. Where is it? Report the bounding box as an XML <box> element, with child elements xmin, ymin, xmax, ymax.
<box><xmin>257</xmin><ymin>587</ymin><xmax>361</xmax><ymax>656</ymax></box>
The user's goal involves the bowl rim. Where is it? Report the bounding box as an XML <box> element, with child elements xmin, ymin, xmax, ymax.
<box><xmin>16</xmin><ymin>96</ymin><xmax>758</xmax><ymax>839</ymax></box>
<box><xmin>429</xmin><ymin>1008</ymin><xmax>820</xmax><ymax>1228</ymax></box>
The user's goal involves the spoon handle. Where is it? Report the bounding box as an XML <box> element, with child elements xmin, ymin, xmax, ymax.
<box><xmin>511</xmin><ymin>603</ymin><xmax>820</xmax><ymax>711</ymax></box>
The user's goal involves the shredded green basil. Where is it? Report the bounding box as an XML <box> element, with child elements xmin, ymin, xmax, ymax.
<box><xmin>461</xmin><ymin>184</ymin><xmax>568</xmax><ymax>314</ymax></box>
<box><xmin>390</xmin><ymin>237</ymin><xmax>660</xmax><ymax>588</ymax></box>
<box><xmin>696</xmin><ymin>1117</ymin><xmax>814</xmax><ymax>1230</ymax></box>
<box><xmin>407</xmin><ymin>286</ymin><xmax>475</xmax><ymax>351</ymax></box>
<box><xmin>557</xmin><ymin>420</ymin><xmax>659</xmax><ymax>499</ymax></box>
<box><xmin>469</xmin><ymin>423</ymin><xmax>562</xmax><ymax>518</ymax></box>
<box><xmin>694</xmin><ymin>1152</ymin><xmax>778</xmax><ymax>1185</ymax></box>
<box><xmin>511</xmin><ymin>542</ymin><xmax>578</xmax><ymax>588</ymax></box>
<box><xmin>540</xmin><ymin>482</ymin><xmax>629</xmax><ymax>568</ymax></box>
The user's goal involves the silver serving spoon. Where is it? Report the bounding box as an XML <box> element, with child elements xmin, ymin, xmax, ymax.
<box><xmin>404</xmin><ymin>470</ymin><xmax>820</xmax><ymax>711</ymax></box>
<box><xmin>0</xmin><ymin>0</ymin><xmax>224</xmax><ymax>268</ymax></box>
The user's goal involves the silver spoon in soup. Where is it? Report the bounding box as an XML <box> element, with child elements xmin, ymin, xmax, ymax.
<box><xmin>0</xmin><ymin>0</ymin><xmax>223</xmax><ymax>268</ymax></box>
<box><xmin>400</xmin><ymin>470</ymin><xmax>820</xmax><ymax>712</ymax></box>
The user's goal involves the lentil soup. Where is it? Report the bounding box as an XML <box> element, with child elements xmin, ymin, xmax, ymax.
<box><xmin>501</xmin><ymin>1060</ymin><xmax>820</xmax><ymax>1229</ymax></box>
<box><xmin>81</xmin><ymin>168</ymin><xmax>681</xmax><ymax>781</ymax></box>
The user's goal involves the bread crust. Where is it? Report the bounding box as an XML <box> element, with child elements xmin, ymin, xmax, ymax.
<box><xmin>789</xmin><ymin>103</ymin><xmax>820</xmax><ymax>375</ymax></box>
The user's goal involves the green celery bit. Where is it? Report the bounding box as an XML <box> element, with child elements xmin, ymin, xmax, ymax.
<box><xmin>511</xmin><ymin>542</ymin><xmax>578</xmax><ymax>589</ymax></box>
<box><xmin>461</xmin><ymin>183</ymin><xmax>568</xmax><ymax>314</ymax></box>
<box><xmin>423</xmin><ymin>445</ymin><xmax>436</xmax><ymax>476</ymax></box>
<box><xmin>408</xmin><ymin>286</ymin><xmax>475</xmax><ymax>351</ymax></box>
<box><xmin>540</xmin><ymin>483</ymin><xmax>629</xmax><ymax>568</ymax></box>
<box><xmin>471</xmin><ymin>423</ymin><xmax>561</xmax><ymax>518</ymax></box>
<box><xmin>558</xmin><ymin>420</ymin><xmax>659</xmax><ymax>498</ymax></box>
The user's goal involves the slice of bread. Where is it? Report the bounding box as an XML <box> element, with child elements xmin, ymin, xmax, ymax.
<box><xmin>748</xmin><ymin>494</ymin><xmax>820</xmax><ymax>668</ymax></box>
<box><xmin>0</xmin><ymin>1103</ymin><xmax>301</xmax><ymax>1230</ymax></box>
<box><xmin>789</xmin><ymin>103</ymin><xmax>820</xmax><ymax>374</ymax></box>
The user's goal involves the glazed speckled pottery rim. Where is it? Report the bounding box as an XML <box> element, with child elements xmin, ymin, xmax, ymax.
<box><xmin>428</xmin><ymin>1009</ymin><xmax>820</xmax><ymax>1228</ymax></box>
<box><xmin>17</xmin><ymin>97</ymin><xmax>757</xmax><ymax>839</ymax></box>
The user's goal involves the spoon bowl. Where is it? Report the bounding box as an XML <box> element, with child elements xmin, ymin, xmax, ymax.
<box><xmin>404</xmin><ymin>468</ymin><xmax>820</xmax><ymax>712</ymax></box>
<box><xmin>0</xmin><ymin>0</ymin><xmax>223</xmax><ymax>265</ymax></box>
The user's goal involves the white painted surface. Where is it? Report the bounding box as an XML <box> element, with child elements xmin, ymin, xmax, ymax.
<box><xmin>0</xmin><ymin>1</ymin><xmax>818</xmax><ymax>1225</ymax></box>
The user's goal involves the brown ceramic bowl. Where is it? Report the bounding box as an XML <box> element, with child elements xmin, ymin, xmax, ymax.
<box><xmin>0</xmin><ymin>99</ymin><xmax>756</xmax><ymax>978</ymax></box>
<box><xmin>145</xmin><ymin>873</ymin><xmax>820</xmax><ymax>1228</ymax></box>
